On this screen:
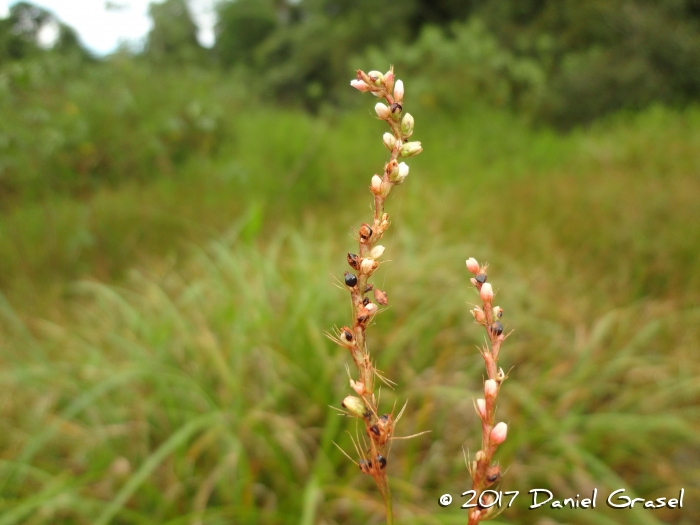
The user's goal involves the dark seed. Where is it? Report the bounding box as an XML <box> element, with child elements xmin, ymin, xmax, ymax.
<box><xmin>363</xmin><ymin>297</ymin><xmax>370</xmax><ymax>306</ymax></box>
<box><xmin>370</xmin><ymin>425</ymin><xmax>380</xmax><ymax>436</ymax></box>
<box><xmin>376</xmin><ymin>454</ymin><xmax>387</xmax><ymax>469</ymax></box>
<box><xmin>476</xmin><ymin>273</ymin><xmax>487</xmax><ymax>284</ymax></box>
<box><xmin>390</xmin><ymin>102</ymin><xmax>402</xmax><ymax>114</ymax></box>
<box><xmin>347</xmin><ymin>253</ymin><xmax>359</xmax><ymax>270</ymax></box>
<box><xmin>342</xmin><ymin>329</ymin><xmax>353</xmax><ymax>342</ymax></box>
<box><xmin>364</xmin><ymin>284</ymin><xmax>374</xmax><ymax>293</ymax></box>
<box><xmin>486</xmin><ymin>465</ymin><xmax>501</xmax><ymax>483</ymax></box>
<box><xmin>490</xmin><ymin>321</ymin><xmax>503</xmax><ymax>336</ymax></box>
<box><xmin>358</xmin><ymin>459</ymin><xmax>372</xmax><ymax>473</ymax></box>
<box><xmin>359</xmin><ymin>224</ymin><xmax>373</xmax><ymax>241</ymax></box>
<box><xmin>344</xmin><ymin>272</ymin><xmax>358</xmax><ymax>287</ymax></box>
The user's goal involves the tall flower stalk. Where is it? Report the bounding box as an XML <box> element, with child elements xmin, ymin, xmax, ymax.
<box><xmin>465</xmin><ymin>258</ymin><xmax>510</xmax><ymax>524</ymax></box>
<box><xmin>326</xmin><ymin>67</ymin><xmax>422</xmax><ymax>524</ymax></box>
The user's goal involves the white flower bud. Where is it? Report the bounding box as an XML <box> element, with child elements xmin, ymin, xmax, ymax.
<box><xmin>396</xmin><ymin>162</ymin><xmax>410</xmax><ymax>184</ymax></box>
<box><xmin>399</xmin><ymin>141</ymin><xmax>422</xmax><ymax>158</ymax></box>
<box><xmin>365</xmin><ymin>302</ymin><xmax>378</xmax><ymax>315</ymax></box>
<box><xmin>360</xmin><ymin>258</ymin><xmax>379</xmax><ymax>275</ymax></box>
<box><xmin>382</xmin><ymin>132</ymin><xmax>396</xmax><ymax>151</ymax></box>
<box><xmin>480</xmin><ymin>282</ymin><xmax>494</xmax><ymax>303</ymax></box>
<box><xmin>484</xmin><ymin>379</ymin><xmax>498</xmax><ymax>400</ymax></box>
<box><xmin>342</xmin><ymin>396</ymin><xmax>368</xmax><ymax>418</ymax></box>
<box><xmin>370</xmin><ymin>245</ymin><xmax>385</xmax><ymax>259</ymax></box>
<box><xmin>400</xmin><ymin>113</ymin><xmax>414</xmax><ymax>138</ymax></box>
<box><xmin>371</xmin><ymin>175</ymin><xmax>383</xmax><ymax>195</ymax></box>
<box><xmin>375</xmin><ymin>103</ymin><xmax>390</xmax><ymax>119</ymax></box>
<box><xmin>394</xmin><ymin>79</ymin><xmax>404</xmax><ymax>103</ymax></box>
<box><xmin>466</xmin><ymin>257</ymin><xmax>480</xmax><ymax>274</ymax></box>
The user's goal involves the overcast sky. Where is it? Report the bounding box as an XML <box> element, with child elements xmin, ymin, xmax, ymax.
<box><xmin>2</xmin><ymin>0</ymin><xmax>217</xmax><ymax>55</ymax></box>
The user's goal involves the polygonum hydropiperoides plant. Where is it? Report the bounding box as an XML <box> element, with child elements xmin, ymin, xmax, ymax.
<box><xmin>465</xmin><ymin>258</ymin><xmax>510</xmax><ymax>524</ymax></box>
<box><xmin>325</xmin><ymin>67</ymin><xmax>422</xmax><ymax>524</ymax></box>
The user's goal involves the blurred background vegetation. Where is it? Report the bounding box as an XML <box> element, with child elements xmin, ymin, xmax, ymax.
<box><xmin>1</xmin><ymin>1</ymin><xmax>699</xmax><ymax>524</ymax></box>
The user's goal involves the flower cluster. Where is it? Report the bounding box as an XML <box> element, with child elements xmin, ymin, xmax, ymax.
<box><xmin>465</xmin><ymin>257</ymin><xmax>510</xmax><ymax>525</ymax></box>
<box><xmin>327</xmin><ymin>67</ymin><xmax>423</xmax><ymax>524</ymax></box>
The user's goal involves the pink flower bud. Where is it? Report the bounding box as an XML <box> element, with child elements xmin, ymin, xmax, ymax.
<box><xmin>350</xmin><ymin>79</ymin><xmax>371</xmax><ymax>92</ymax></box>
<box><xmin>470</xmin><ymin>307</ymin><xmax>486</xmax><ymax>324</ymax></box>
<box><xmin>484</xmin><ymin>379</ymin><xmax>498</xmax><ymax>400</ymax></box>
<box><xmin>350</xmin><ymin>379</ymin><xmax>366</xmax><ymax>396</ymax></box>
<box><xmin>371</xmin><ymin>175</ymin><xmax>383</xmax><ymax>195</ymax></box>
<box><xmin>476</xmin><ymin>398</ymin><xmax>487</xmax><ymax>419</ymax></box>
<box><xmin>375</xmin><ymin>103</ymin><xmax>390</xmax><ymax>119</ymax></box>
<box><xmin>394</xmin><ymin>79</ymin><xmax>404</xmax><ymax>103</ymax></box>
<box><xmin>466</xmin><ymin>257</ymin><xmax>480</xmax><ymax>274</ymax></box>
<box><xmin>490</xmin><ymin>422</ymin><xmax>508</xmax><ymax>445</ymax></box>
<box><xmin>480</xmin><ymin>282</ymin><xmax>494</xmax><ymax>303</ymax></box>
<box><xmin>384</xmin><ymin>70</ymin><xmax>394</xmax><ymax>93</ymax></box>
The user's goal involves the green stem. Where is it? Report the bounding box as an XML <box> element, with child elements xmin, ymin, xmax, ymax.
<box><xmin>377</xmin><ymin>476</ymin><xmax>394</xmax><ymax>525</ymax></box>
<box><xmin>385</xmin><ymin>490</ymin><xmax>394</xmax><ymax>525</ymax></box>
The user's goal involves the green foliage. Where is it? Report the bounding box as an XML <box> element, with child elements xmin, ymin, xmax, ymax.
<box><xmin>213</xmin><ymin>0</ymin><xmax>700</xmax><ymax>123</ymax></box>
<box><xmin>215</xmin><ymin>0</ymin><xmax>278</xmax><ymax>67</ymax></box>
<box><xmin>0</xmin><ymin>5</ymin><xmax>699</xmax><ymax>520</ymax></box>
<box><xmin>216</xmin><ymin>0</ymin><xmax>419</xmax><ymax>108</ymax></box>
<box><xmin>0</xmin><ymin>58</ymin><xmax>229</xmax><ymax>201</ymax></box>
<box><xmin>145</xmin><ymin>0</ymin><xmax>206</xmax><ymax>65</ymax></box>
<box><xmin>473</xmin><ymin>0</ymin><xmax>700</xmax><ymax>126</ymax></box>
<box><xmin>0</xmin><ymin>2</ymin><xmax>88</xmax><ymax>63</ymax></box>
<box><xmin>360</xmin><ymin>19</ymin><xmax>546</xmax><ymax>113</ymax></box>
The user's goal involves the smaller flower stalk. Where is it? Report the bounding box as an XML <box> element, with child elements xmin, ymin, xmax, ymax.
<box><xmin>465</xmin><ymin>258</ymin><xmax>511</xmax><ymax>524</ymax></box>
<box><xmin>326</xmin><ymin>66</ymin><xmax>423</xmax><ymax>525</ymax></box>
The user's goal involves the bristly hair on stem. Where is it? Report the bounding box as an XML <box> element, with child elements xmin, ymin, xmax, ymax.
<box><xmin>326</xmin><ymin>67</ymin><xmax>423</xmax><ymax>524</ymax></box>
<box><xmin>464</xmin><ymin>258</ymin><xmax>512</xmax><ymax>524</ymax></box>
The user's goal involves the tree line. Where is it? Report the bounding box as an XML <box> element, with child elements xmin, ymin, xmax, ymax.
<box><xmin>3</xmin><ymin>0</ymin><xmax>700</xmax><ymax>126</ymax></box>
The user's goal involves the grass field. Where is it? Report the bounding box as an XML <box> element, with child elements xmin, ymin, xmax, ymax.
<box><xmin>1</xmin><ymin>79</ymin><xmax>699</xmax><ymax>524</ymax></box>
